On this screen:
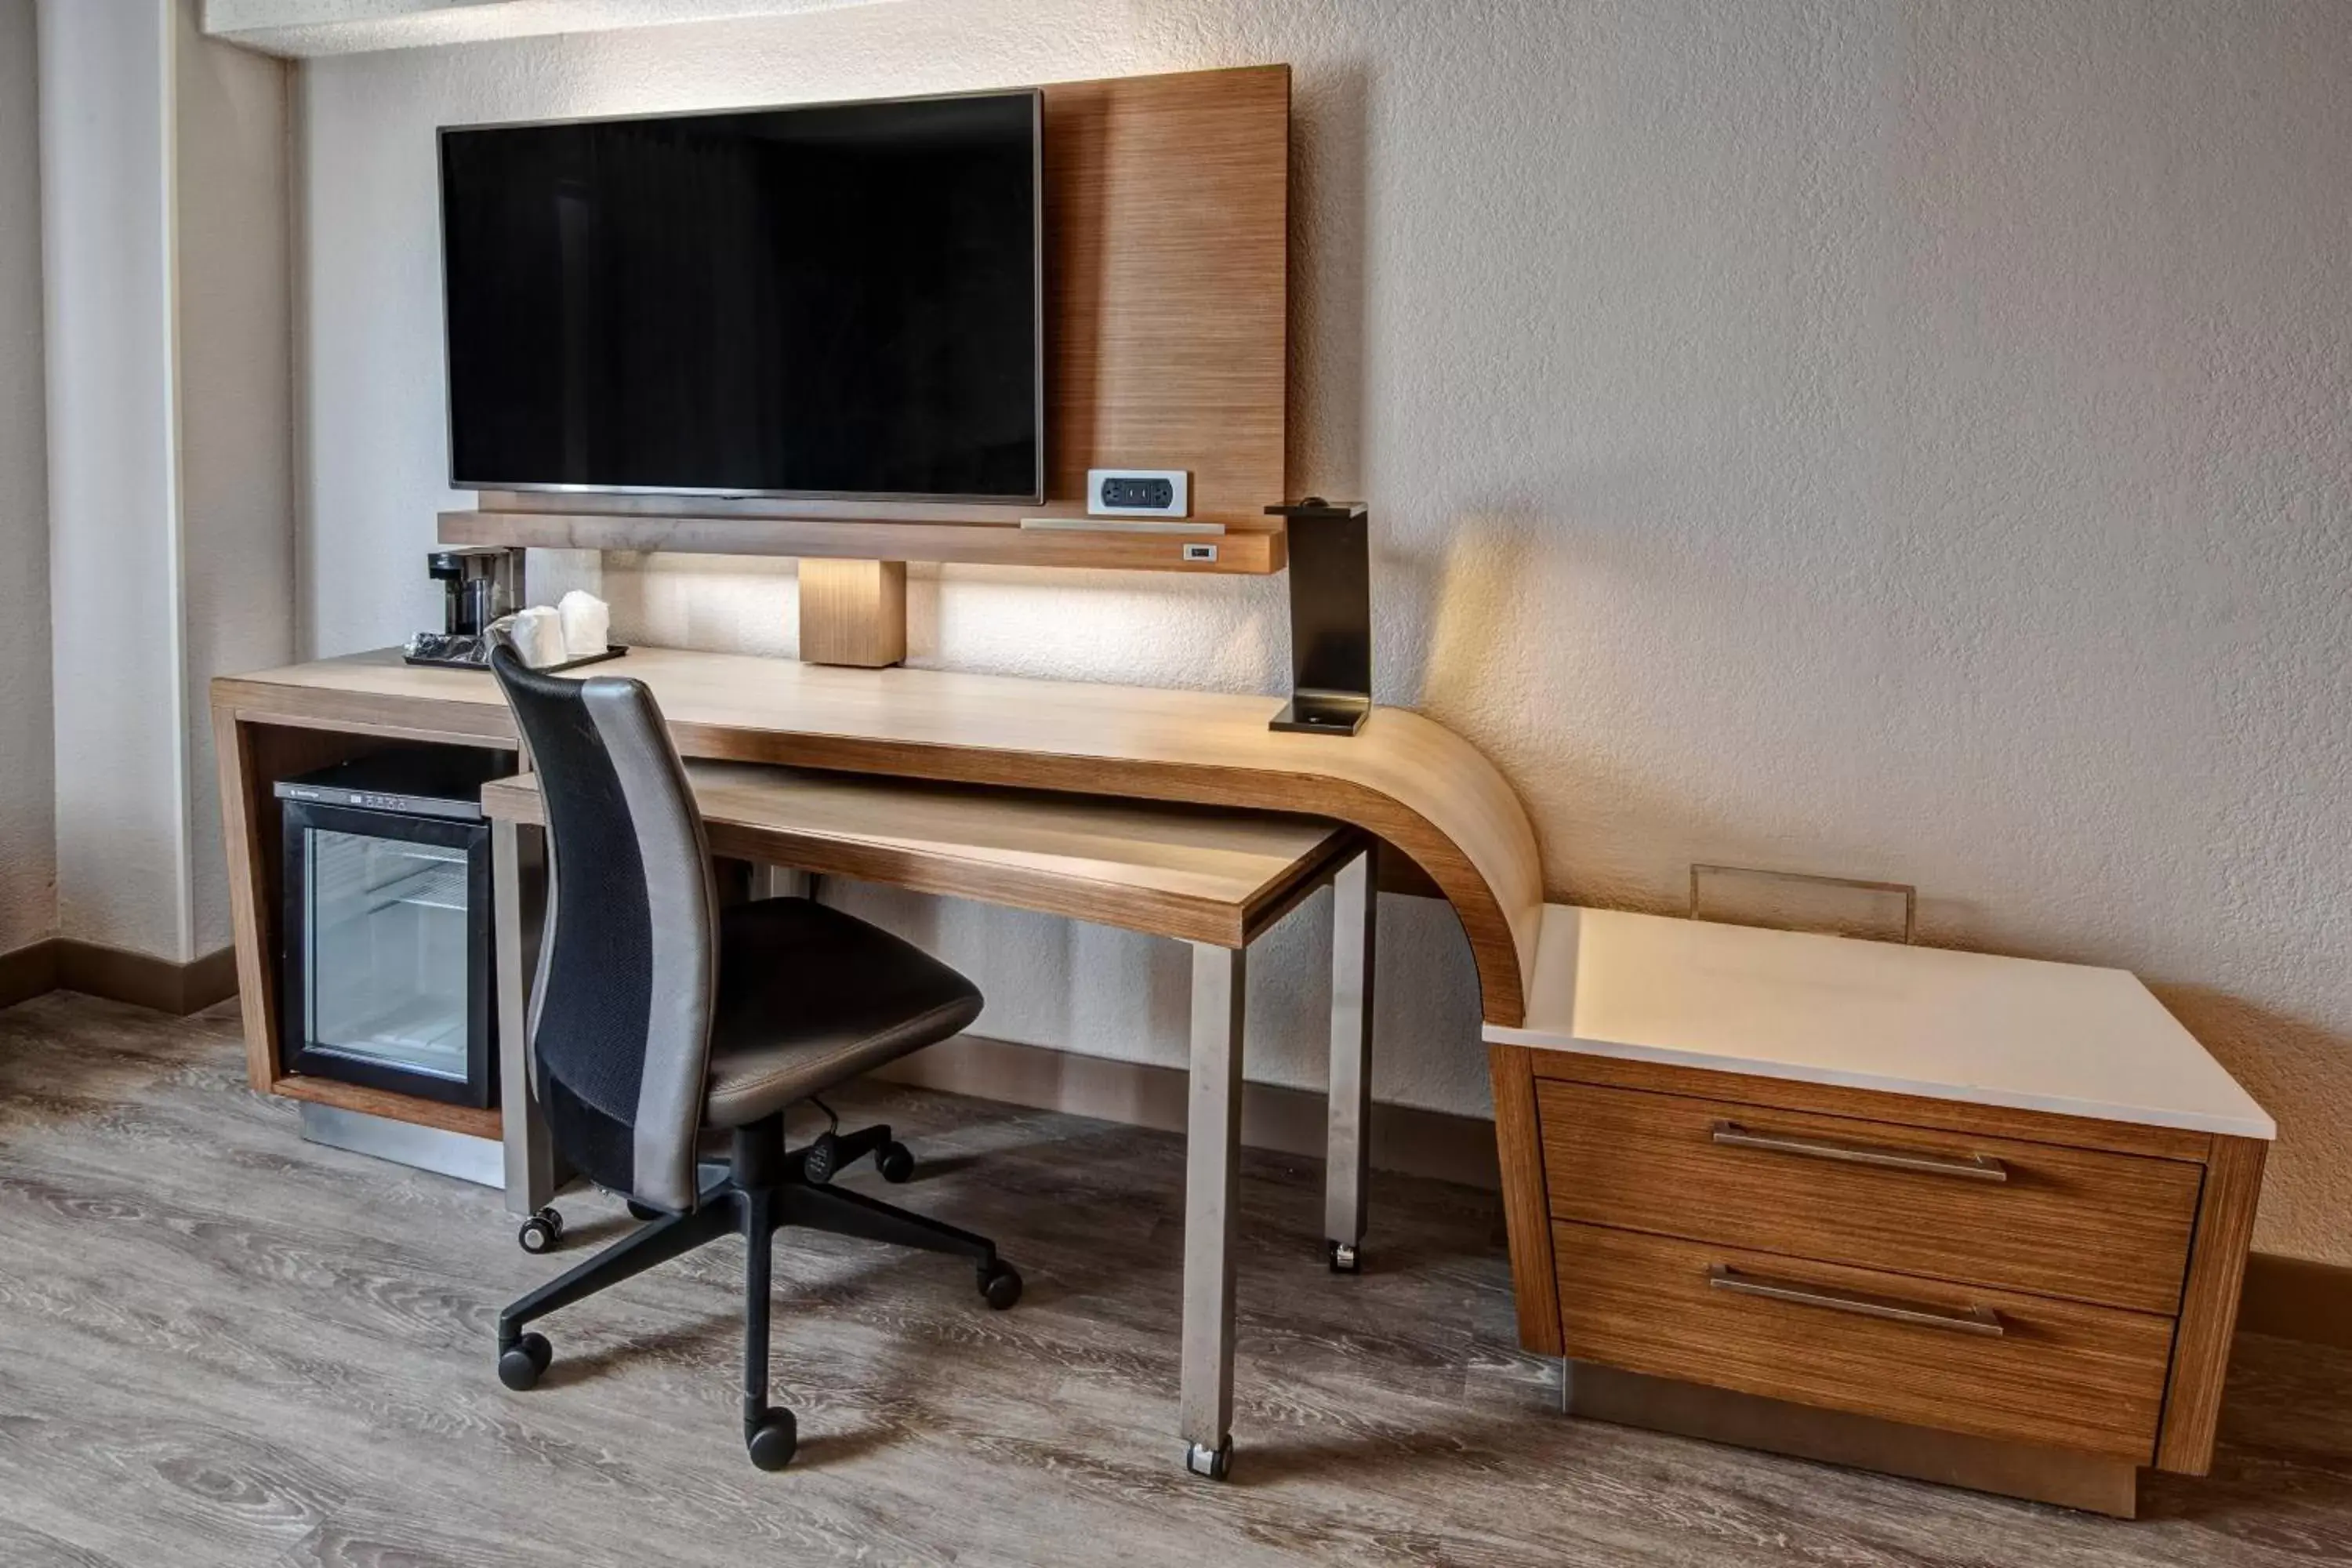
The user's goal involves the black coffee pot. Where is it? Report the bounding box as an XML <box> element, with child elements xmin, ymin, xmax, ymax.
<box><xmin>427</xmin><ymin>547</ymin><xmax>517</xmax><ymax>637</ymax></box>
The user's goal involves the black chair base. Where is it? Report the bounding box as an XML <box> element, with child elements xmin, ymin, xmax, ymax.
<box><xmin>800</xmin><ymin>1117</ymin><xmax>916</xmax><ymax>1187</ymax></box>
<box><xmin>495</xmin><ymin>1115</ymin><xmax>1021</xmax><ymax>1469</ymax></box>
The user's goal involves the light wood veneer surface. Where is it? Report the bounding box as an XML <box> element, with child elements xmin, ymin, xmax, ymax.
<box><xmin>215</xmin><ymin>647</ymin><xmax>1544</xmax><ymax>1022</ymax></box>
<box><xmin>1537</xmin><ymin>1078</ymin><xmax>2204</xmax><ymax>1315</ymax></box>
<box><xmin>483</xmin><ymin>762</ymin><xmax>1353</xmax><ymax>949</ymax></box>
<box><xmin>1554</xmin><ymin>1222</ymin><xmax>2175</xmax><ymax>1462</ymax></box>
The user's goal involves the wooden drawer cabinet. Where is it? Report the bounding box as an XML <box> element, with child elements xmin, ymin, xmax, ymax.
<box><xmin>1554</xmin><ymin>1222</ymin><xmax>2173</xmax><ymax>1460</ymax></box>
<box><xmin>1485</xmin><ymin>906</ymin><xmax>2274</xmax><ymax>1516</ymax></box>
<box><xmin>1537</xmin><ymin>1080</ymin><xmax>2203</xmax><ymax>1314</ymax></box>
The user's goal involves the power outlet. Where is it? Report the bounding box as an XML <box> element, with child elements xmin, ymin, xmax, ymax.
<box><xmin>1088</xmin><ymin>468</ymin><xmax>1190</xmax><ymax>518</ymax></box>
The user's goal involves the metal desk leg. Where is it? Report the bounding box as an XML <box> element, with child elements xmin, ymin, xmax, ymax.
<box><xmin>1325</xmin><ymin>848</ymin><xmax>1376</xmax><ymax>1272</ymax></box>
<box><xmin>494</xmin><ymin>819</ymin><xmax>561</xmax><ymax>1217</ymax></box>
<box><xmin>750</xmin><ymin>864</ymin><xmax>811</xmax><ymax>900</ymax></box>
<box><xmin>1181</xmin><ymin>941</ymin><xmax>1246</xmax><ymax>1480</ymax></box>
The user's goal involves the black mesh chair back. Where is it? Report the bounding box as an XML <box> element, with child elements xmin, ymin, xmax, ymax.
<box><xmin>490</xmin><ymin>644</ymin><xmax>717</xmax><ymax>1213</ymax></box>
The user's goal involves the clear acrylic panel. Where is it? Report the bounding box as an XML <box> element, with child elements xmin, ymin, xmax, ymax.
<box><xmin>305</xmin><ymin>828</ymin><xmax>471</xmax><ymax>1080</ymax></box>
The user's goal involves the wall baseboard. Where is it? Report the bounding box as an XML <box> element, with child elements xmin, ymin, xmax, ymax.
<box><xmin>0</xmin><ymin>938</ymin><xmax>62</xmax><ymax>1012</ymax></box>
<box><xmin>2241</xmin><ymin>1252</ymin><xmax>2352</xmax><ymax>1351</ymax></box>
<box><xmin>873</xmin><ymin>1032</ymin><xmax>1501</xmax><ymax>1192</ymax></box>
<box><xmin>0</xmin><ymin>938</ymin><xmax>240</xmax><ymax>1018</ymax></box>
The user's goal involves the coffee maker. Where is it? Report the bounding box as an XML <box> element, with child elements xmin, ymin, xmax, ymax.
<box><xmin>429</xmin><ymin>546</ymin><xmax>518</xmax><ymax>637</ymax></box>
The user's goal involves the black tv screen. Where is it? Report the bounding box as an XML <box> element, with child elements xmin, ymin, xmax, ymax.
<box><xmin>440</xmin><ymin>91</ymin><xmax>1042</xmax><ymax>501</ymax></box>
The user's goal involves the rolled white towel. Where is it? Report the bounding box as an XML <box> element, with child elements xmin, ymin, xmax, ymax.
<box><xmin>557</xmin><ymin>589</ymin><xmax>610</xmax><ymax>660</ymax></box>
<box><xmin>501</xmin><ymin>605</ymin><xmax>568</xmax><ymax>670</ymax></box>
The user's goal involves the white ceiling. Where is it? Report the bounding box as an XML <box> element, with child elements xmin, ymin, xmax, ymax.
<box><xmin>201</xmin><ymin>0</ymin><xmax>904</xmax><ymax>58</ymax></box>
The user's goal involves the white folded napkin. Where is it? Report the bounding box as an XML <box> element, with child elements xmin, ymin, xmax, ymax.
<box><xmin>557</xmin><ymin>590</ymin><xmax>610</xmax><ymax>660</ymax></box>
<box><xmin>503</xmin><ymin>605</ymin><xmax>568</xmax><ymax>670</ymax></box>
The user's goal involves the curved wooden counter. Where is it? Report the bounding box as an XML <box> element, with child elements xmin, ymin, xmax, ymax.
<box><xmin>213</xmin><ymin>647</ymin><xmax>1545</xmax><ymax>1037</ymax></box>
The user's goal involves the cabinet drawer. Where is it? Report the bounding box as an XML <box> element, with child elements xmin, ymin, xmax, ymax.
<box><xmin>1538</xmin><ymin>1080</ymin><xmax>2201</xmax><ymax>1313</ymax></box>
<box><xmin>1554</xmin><ymin>1222</ymin><xmax>2171</xmax><ymax>1459</ymax></box>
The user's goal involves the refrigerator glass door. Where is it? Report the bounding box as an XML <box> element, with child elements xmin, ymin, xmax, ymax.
<box><xmin>304</xmin><ymin>828</ymin><xmax>474</xmax><ymax>1081</ymax></box>
<box><xmin>281</xmin><ymin>798</ymin><xmax>495</xmax><ymax>1107</ymax></box>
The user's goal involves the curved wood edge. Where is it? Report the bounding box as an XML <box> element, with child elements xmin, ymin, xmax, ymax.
<box><xmin>211</xmin><ymin>663</ymin><xmax>1547</xmax><ymax>1025</ymax></box>
<box><xmin>657</xmin><ymin>721</ymin><xmax>1541</xmax><ymax>1025</ymax></box>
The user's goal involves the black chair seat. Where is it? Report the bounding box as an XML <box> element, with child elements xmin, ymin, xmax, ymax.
<box><xmin>702</xmin><ymin>898</ymin><xmax>982</xmax><ymax>1127</ymax></box>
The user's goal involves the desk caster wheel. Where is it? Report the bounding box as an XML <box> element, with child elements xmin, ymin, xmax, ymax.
<box><xmin>626</xmin><ymin>1200</ymin><xmax>662</xmax><ymax>1222</ymax></box>
<box><xmin>1184</xmin><ymin>1438</ymin><xmax>1232</xmax><ymax>1480</ymax></box>
<box><xmin>877</xmin><ymin>1140</ymin><xmax>915</xmax><ymax>1184</ymax></box>
<box><xmin>517</xmin><ymin>1208</ymin><xmax>564</xmax><ymax>1254</ymax></box>
<box><xmin>979</xmin><ymin>1261</ymin><xmax>1023</xmax><ymax>1310</ymax></box>
<box><xmin>1327</xmin><ymin>1240</ymin><xmax>1362</xmax><ymax>1274</ymax></box>
<box><xmin>804</xmin><ymin>1131</ymin><xmax>840</xmax><ymax>1185</ymax></box>
<box><xmin>498</xmin><ymin>1332</ymin><xmax>551</xmax><ymax>1391</ymax></box>
<box><xmin>746</xmin><ymin>1406</ymin><xmax>797</xmax><ymax>1471</ymax></box>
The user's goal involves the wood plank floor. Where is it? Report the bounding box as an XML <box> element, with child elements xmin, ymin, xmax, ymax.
<box><xmin>0</xmin><ymin>993</ymin><xmax>2346</xmax><ymax>1567</ymax></box>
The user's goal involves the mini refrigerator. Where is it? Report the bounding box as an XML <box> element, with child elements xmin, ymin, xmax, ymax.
<box><xmin>277</xmin><ymin>747</ymin><xmax>517</xmax><ymax>1110</ymax></box>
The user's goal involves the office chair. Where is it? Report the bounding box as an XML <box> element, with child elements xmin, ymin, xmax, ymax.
<box><xmin>486</xmin><ymin>644</ymin><xmax>1021</xmax><ymax>1470</ymax></box>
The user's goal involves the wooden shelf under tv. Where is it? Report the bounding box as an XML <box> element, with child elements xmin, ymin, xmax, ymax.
<box><xmin>438</xmin><ymin>508</ymin><xmax>1288</xmax><ymax>575</ymax></box>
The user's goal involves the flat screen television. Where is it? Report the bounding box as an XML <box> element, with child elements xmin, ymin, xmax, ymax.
<box><xmin>439</xmin><ymin>89</ymin><xmax>1043</xmax><ymax>502</ymax></box>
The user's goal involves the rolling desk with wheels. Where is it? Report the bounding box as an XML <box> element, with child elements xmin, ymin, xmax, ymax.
<box><xmin>482</xmin><ymin>760</ymin><xmax>1372</xmax><ymax>1479</ymax></box>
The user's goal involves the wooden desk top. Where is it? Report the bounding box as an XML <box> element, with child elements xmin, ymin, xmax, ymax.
<box><xmin>214</xmin><ymin>648</ymin><xmax>1544</xmax><ymax>1022</ymax></box>
<box><xmin>483</xmin><ymin>762</ymin><xmax>1354</xmax><ymax>949</ymax></box>
<box><xmin>1487</xmin><ymin>905</ymin><xmax>2274</xmax><ymax>1139</ymax></box>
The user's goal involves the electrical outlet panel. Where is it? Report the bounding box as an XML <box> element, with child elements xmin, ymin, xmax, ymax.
<box><xmin>1087</xmin><ymin>468</ymin><xmax>1190</xmax><ymax>518</ymax></box>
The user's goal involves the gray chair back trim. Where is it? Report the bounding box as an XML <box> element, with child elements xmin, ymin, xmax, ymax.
<box><xmin>491</xmin><ymin>644</ymin><xmax>719</xmax><ymax>1215</ymax></box>
<box><xmin>580</xmin><ymin>678</ymin><xmax>720</xmax><ymax>1211</ymax></box>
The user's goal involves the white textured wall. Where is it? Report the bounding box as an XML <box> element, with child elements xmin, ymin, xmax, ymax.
<box><xmin>0</xmin><ymin>0</ymin><xmax>54</xmax><ymax>960</ymax></box>
<box><xmin>38</xmin><ymin>0</ymin><xmax>290</xmax><ymax>963</ymax></box>
<box><xmin>40</xmin><ymin>0</ymin><xmax>186</xmax><ymax>960</ymax></box>
<box><xmin>298</xmin><ymin>0</ymin><xmax>2352</xmax><ymax>1261</ymax></box>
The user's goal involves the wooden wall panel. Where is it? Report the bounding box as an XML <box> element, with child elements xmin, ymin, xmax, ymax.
<box><xmin>1038</xmin><ymin>64</ymin><xmax>1288</xmax><ymax>525</ymax></box>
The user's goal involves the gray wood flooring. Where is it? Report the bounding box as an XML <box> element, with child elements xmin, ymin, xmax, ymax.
<box><xmin>0</xmin><ymin>993</ymin><xmax>2345</xmax><ymax>1567</ymax></box>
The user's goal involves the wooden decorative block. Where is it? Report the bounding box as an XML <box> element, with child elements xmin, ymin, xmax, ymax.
<box><xmin>797</xmin><ymin>558</ymin><xmax>906</xmax><ymax>668</ymax></box>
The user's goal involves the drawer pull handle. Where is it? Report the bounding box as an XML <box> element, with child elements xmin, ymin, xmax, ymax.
<box><xmin>1707</xmin><ymin>1265</ymin><xmax>2005</xmax><ymax>1337</ymax></box>
<box><xmin>1709</xmin><ymin>1121</ymin><xmax>2008</xmax><ymax>1183</ymax></box>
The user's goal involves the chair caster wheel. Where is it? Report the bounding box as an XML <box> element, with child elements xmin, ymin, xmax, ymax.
<box><xmin>517</xmin><ymin>1208</ymin><xmax>564</xmax><ymax>1254</ymax></box>
<box><xmin>1184</xmin><ymin>1438</ymin><xmax>1232</xmax><ymax>1480</ymax></box>
<box><xmin>746</xmin><ymin>1406</ymin><xmax>798</xmax><ymax>1471</ymax></box>
<box><xmin>978</xmin><ymin>1261</ymin><xmax>1023</xmax><ymax>1310</ymax></box>
<box><xmin>1327</xmin><ymin>1240</ymin><xmax>1362</xmax><ymax>1274</ymax></box>
<box><xmin>498</xmin><ymin>1332</ymin><xmax>551</xmax><ymax>1391</ymax></box>
<box><xmin>626</xmin><ymin>1200</ymin><xmax>662</xmax><ymax>1222</ymax></box>
<box><xmin>804</xmin><ymin>1131</ymin><xmax>840</xmax><ymax>1185</ymax></box>
<box><xmin>877</xmin><ymin>1140</ymin><xmax>915</xmax><ymax>1184</ymax></box>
